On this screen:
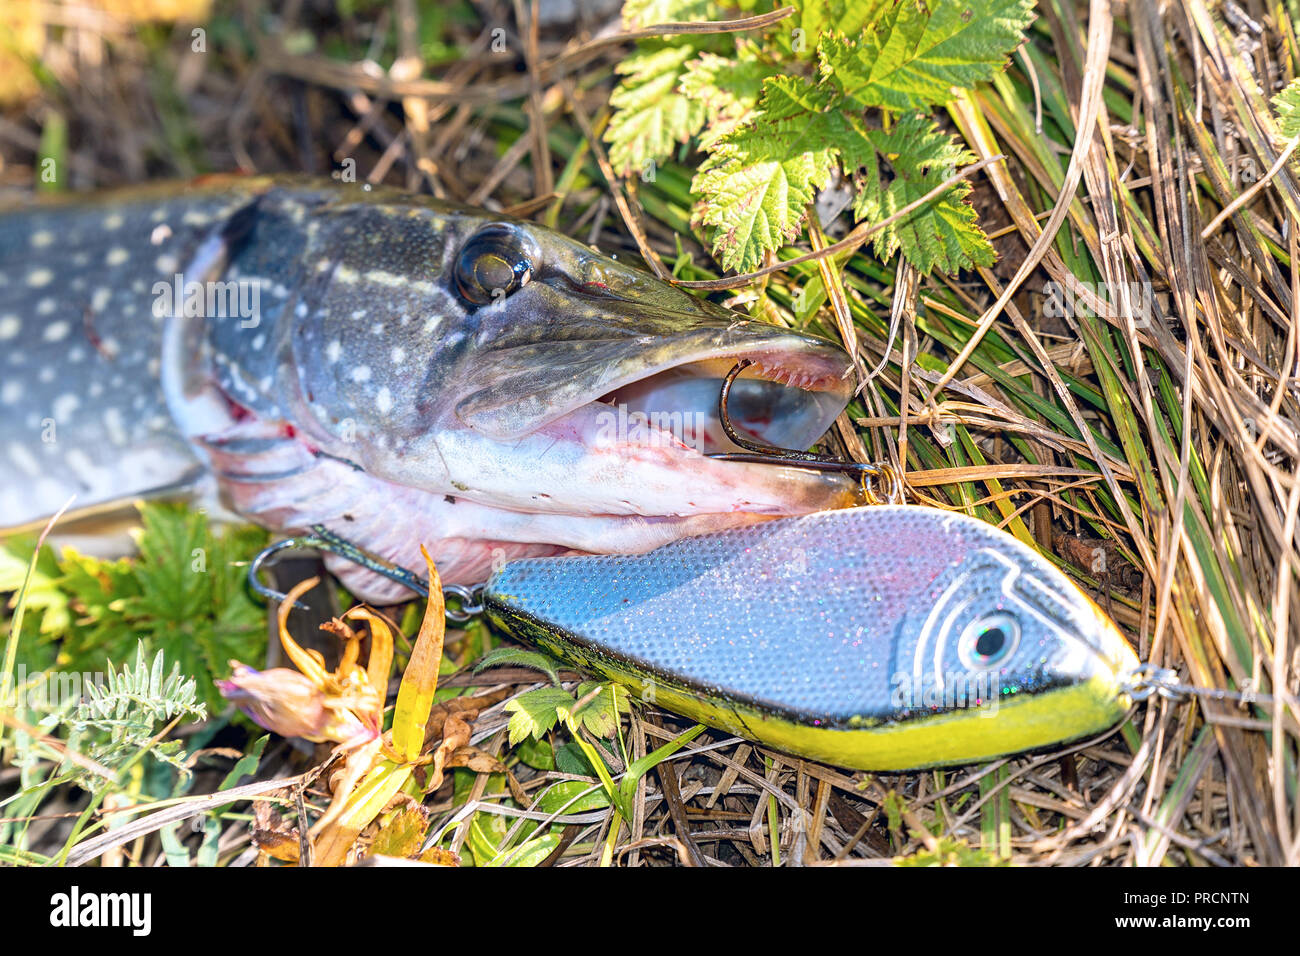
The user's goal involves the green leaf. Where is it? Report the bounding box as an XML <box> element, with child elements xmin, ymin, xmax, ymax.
<box><xmin>622</xmin><ymin>0</ymin><xmax>715</xmax><ymax>27</ymax></box>
<box><xmin>825</xmin><ymin>0</ymin><xmax>1035</xmax><ymax>111</ymax></box>
<box><xmin>615</xmin><ymin>723</ymin><xmax>705</xmax><ymax>818</ymax></box>
<box><xmin>473</xmin><ymin>646</ymin><xmax>560</xmax><ymax>685</ymax></box>
<box><xmin>489</xmin><ymin>832</ymin><xmax>562</xmax><ymax>867</ymax></box>
<box><xmin>679</xmin><ymin>45</ymin><xmax>779</xmax><ymax>149</ymax></box>
<box><xmin>504</xmin><ymin>686</ymin><xmax>575</xmax><ymax>746</ymax></box>
<box><xmin>515</xmin><ymin>736</ymin><xmax>556</xmax><ymax>771</ymax></box>
<box><xmin>554</xmin><ymin>740</ymin><xmax>598</xmax><ymax>776</ymax></box>
<box><xmin>859</xmin><ymin>113</ymin><xmax>995</xmax><ymax>274</ymax></box>
<box><xmin>606</xmin><ymin>43</ymin><xmax>709</xmax><ymax>176</ymax></box>
<box><xmin>1273</xmin><ymin>77</ymin><xmax>1300</xmax><ymax>139</ymax></box>
<box><xmin>48</xmin><ymin>504</ymin><xmax>267</xmax><ymax>713</ymax></box>
<box><xmin>533</xmin><ymin>779</ymin><xmax>610</xmax><ymax>815</ymax></box>
<box><xmin>573</xmin><ymin>681</ymin><xmax>632</xmax><ymax>739</ymax></box>
<box><xmin>693</xmin><ymin>77</ymin><xmax>841</xmax><ymax>272</ymax></box>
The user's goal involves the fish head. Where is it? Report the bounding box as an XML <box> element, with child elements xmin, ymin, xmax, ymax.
<box><xmin>261</xmin><ymin>187</ymin><xmax>862</xmax><ymax>544</ymax></box>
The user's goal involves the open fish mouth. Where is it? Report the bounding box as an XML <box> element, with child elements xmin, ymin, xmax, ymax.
<box><xmin>453</xmin><ymin>307</ymin><xmax>856</xmax><ymax>459</ymax></box>
<box><xmin>594</xmin><ymin>352</ymin><xmax>853</xmax><ymax>455</ymax></box>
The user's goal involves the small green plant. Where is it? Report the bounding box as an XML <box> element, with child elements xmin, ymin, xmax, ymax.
<box><xmin>605</xmin><ymin>0</ymin><xmax>1034</xmax><ymax>274</ymax></box>
<box><xmin>0</xmin><ymin>503</ymin><xmax>269</xmax><ymax>711</ymax></box>
<box><xmin>16</xmin><ymin>643</ymin><xmax>207</xmax><ymax>793</ymax></box>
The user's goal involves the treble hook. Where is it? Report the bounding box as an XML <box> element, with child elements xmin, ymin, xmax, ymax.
<box><xmin>248</xmin><ymin>524</ymin><xmax>430</xmax><ymax>610</ymax></box>
<box><xmin>705</xmin><ymin>360</ymin><xmax>904</xmax><ymax>503</ymax></box>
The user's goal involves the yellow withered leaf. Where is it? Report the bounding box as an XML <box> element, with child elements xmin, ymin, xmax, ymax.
<box><xmin>390</xmin><ymin>547</ymin><xmax>446</xmax><ymax>762</ymax></box>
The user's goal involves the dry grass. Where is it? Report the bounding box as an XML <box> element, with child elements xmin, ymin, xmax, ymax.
<box><xmin>1</xmin><ymin>0</ymin><xmax>1297</xmax><ymax>866</ymax></box>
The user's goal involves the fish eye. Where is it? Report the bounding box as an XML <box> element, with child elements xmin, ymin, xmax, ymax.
<box><xmin>455</xmin><ymin>225</ymin><xmax>533</xmax><ymax>305</ymax></box>
<box><xmin>958</xmin><ymin>612</ymin><xmax>1020</xmax><ymax>670</ymax></box>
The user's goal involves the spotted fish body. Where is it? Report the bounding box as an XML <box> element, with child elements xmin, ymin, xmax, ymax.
<box><xmin>1</xmin><ymin>177</ymin><xmax>861</xmax><ymax>599</ymax></box>
<box><xmin>485</xmin><ymin>506</ymin><xmax>1139</xmax><ymax>769</ymax></box>
<box><xmin>0</xmin><ymin>180</ymin><xmax>267</xmax><ymax>524</ymax></box>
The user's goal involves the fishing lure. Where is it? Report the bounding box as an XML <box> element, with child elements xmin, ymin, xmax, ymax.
<box><xmin>253</xmin><ymin>504</ymin><xmax>1139</xmax><ymax>770</ymax></box>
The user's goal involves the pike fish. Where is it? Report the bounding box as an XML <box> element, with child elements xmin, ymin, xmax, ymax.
<box><xmin>0</xmin><ymin>176</ymin><xmax>858</xmax><ymax>601</ymax></box>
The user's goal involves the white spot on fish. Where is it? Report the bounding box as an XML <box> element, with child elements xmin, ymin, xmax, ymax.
<box><xmin>91</xmin><ymin>287</ymin><xmax>112</xmax><ymax>312</ymax></box>
<box><xmin>375</xmin><ymin>386</ymin><xmax>394</xmax><ymax>415</ymax></box>
<box><xmin>147</xmin><ymin>357</ymin><xmax>160</xmax><ymax>376</ymax></box>
<box><xmin>181</xmin><ymin>210</ymin><xmax>213</xmax><ymax>226</ymax></box>
<box><xmin>65</xmin><ymin>448</ymin><xmax>100</xmax><ymax>484</ymax></box>
<box><xmin>52</xmin><ymin>393</ymin><xmax>80</xmax><ymax>420</ymax></box>
<box><xmin>295</xmin><ymin>302</ymin><xmax>309</xmax><ymax>318</ymax></box>
<box><xmin>316</xmin><ymin>259</ymin><xmax>332</xmax><ymax>274</ymax></box>
<box><xmin>351</xmin><ymin>309</ymin><xmax>368</xmax><ymax>320</ymax></box>
<box><xmin>43</xmin><ymin>321</ymin><xmax>70</xmax><ymax>342</ymax></box>
<box><xmin>0</xmin><ymin>316</ymin><xmax>19</xmax><ymax>340</ymax></box>
<box><xmin>9</xmin><ymin>443</ymin><xmax>40</xmax><ymax>478</ymax></box>
<box><xmin>38</xmin><ymin>367</ymin><xmax>55</xmax><ymax>383</ymax></box>
<box><xmin>36</xmin><ymin>298</ymin><xmax>57</xmax><ymax>316</ymax></box>
<box><xmin>106</xmin><ymin>247</ymin><xmax>130</xmax><ymax>267</ymax></box>
<box><xmin>27</xmin><ymin>268</ymin><xmax>53</xmax><ymax>287</ymax></box>
<box><xmin>326</xmin><ymin>340</ymin><xmax>342</xmax><ymax>363</ymax></box>
<box><xmin>350</xmin><ymin>365</ymin><xmax>372</xmax><ymax>383</ymax></box>
<box><xmin>103</xmin><ymin>213</ymin><xmax>124</xmax><ymax>230</ymax></box>
<box><xmin>150</xmin><ymin>224</ymin><xmax>173</xmax><ymax>245</ymax></box>
<box><xmin>154</xmin><ymin>254</ymin><xmax>179</xmax><ymax>273</ymax></box>
<box><xmin>67</xmin><ymin>347</ymin><xmax>85</xmax><ymax>363</ymax></box>
<box><xmin>1</xmin><ymin>382</ymin><xmax>21</xmax><ymax>404</ymax></box>
<box><xmin>88</xmin><ymin>381</ymin><xmax>104</xmax><ymax>398</ymax></box>
<box><xmin>104</xmin><ymin>407</ymin><xmax>127</xmax><ymax>445</ymax></box>
<box><xmin>390</xmin><ymin>346</ymin><xmax>406</xmax><ymax>365</ymax></box>
<box><xmin>363</xmin><ymin>269</ymin><xmax>433</xmax><ymax>292</ymax></box>
<box><xmin>251</xmin><ymin>333</ymin><xmax>266</xmax><ymax>351</ymax></box>
<box><xmin>30</xmin><ymin>230</ymin><xmax>54</xmax><ymax>248</ymax></box>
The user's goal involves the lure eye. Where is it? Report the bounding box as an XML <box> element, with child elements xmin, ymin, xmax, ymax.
<box><xmin>455</xmin><ymin>225</ymin><xmax>533</xmax><ymax>305</ymax></box>
<box><xmin>958</xmin><ymin>612</ymin><xmax>1020</xmax><ymax>670</ymax></box>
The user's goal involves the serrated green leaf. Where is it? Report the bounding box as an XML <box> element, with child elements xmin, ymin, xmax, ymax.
<box><xmin>504</xmin><ymin>686</ymin><xmax>574</xmax><ymax>746</ymax></box>
<box><xmin>1273</xmin><ymin>77</ymin><xmax>1300</xmax><ymax>139</ymax></box>
<box><xmin>694</xmin><ymin>76</ymin><xmax>839</xmax><ymax>272</ymax></box>
<box><xmin>790</xmin><ymin>0</ymin><xmax>872</xmax><ymax>59</ymax></box>
<box><xmin>680</xmin><ymin>45</ymin><xmax>778</xmax><ymax>149</ymax></box>
<box><xmin>606</xmin><ymin>43</ymin><xmax>709</xmax><ymax>175</ymax></box>
<box><xmin>825</xmin><ymin>0</ymin><xmax>1035</xmax><ymax>111</ymax></box>
<box><xmin>573</xmin><ymin>681</ymin><xmax>632</xmax><ymax>739</ymax></box>
<box><xmin>858</xmin><ymin>113</ymin><xmax>994</xmax><ymax>273</ymax></box>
